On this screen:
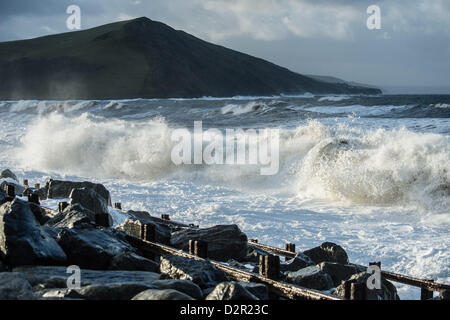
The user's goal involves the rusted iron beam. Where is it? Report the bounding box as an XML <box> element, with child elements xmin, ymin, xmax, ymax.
<box><xmin>124</xmin><ymin>234</ymin><xmax>341</xmax><ymax>301</ymax></box>
<box><xmin>248</xmin><ymin>239</ymin><xmax>450</xmax><ymax>292</ymax></box>
<box><xmin>355</xmin><ymin>265</ymin><xmax>450</xmax><ymax>292</ymax></box>
<box><xmin>248</xmin><ymin>240</ymin><xmax>297</xmax><ymax>259</ymax></box>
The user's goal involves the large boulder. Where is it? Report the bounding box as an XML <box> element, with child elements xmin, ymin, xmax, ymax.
<box><xmin>14</xmin><ymin>266</ymin><xmax>160</xmax><ymax>287</ymax></box>
<box><xmin>0</xmin><ymin>199</ymin><xmax>67</xmax><ymax>266</ymax></box>
<box><xmin>0</xmin><ymin>169</ymin><xmax>18</xmax><ymax>182</ymax></box>
<box><xmin>206</xmin><ymin>282</ymin><xmax>259</xmax><ymax>300</ymax></box>
<box><xmin>46</xmin><ymin>179</ymin><xmax>111</xmax><ymax>205</ymax></box>
<box><xmin>238</xmin><ymin>282</ymin><xmax>269</xmax><ymax>300</ymax></box>
<box><xmin>69</xmin><ymin>188</ymin><xmax>109</xmax><ymax>215</ymax></box>
<box><xmin>284</xmin><ymin>265</ymin><xmax>334</xmax><ymax>291</ymax></box>
<box><xmin>0</xmin><ymin>272</ymin><xmax>36</xmax><ymax>300</ymax></box>
<box><xmin>170</xmin><ymin>225</ymin><xmax>248</xmax><ymax>261</ymax></box>
<box><xmin>280</xmin><ymin>253</ymin><xmax>315</xmax><ymax>272</ymax></box>
<box><xmin>76</xmin><ymin>283</ymin><xmax>155</xmax><ymax>300</ymax></box>
<box><xmin>153</xmin><ymin>279</ymin><xmax>203</xmax><ymax>300</ymax></box>
<box><xmin>56</xmin><ymin>227</ymin><xmax>157</xmax><ymax>271</ymax></box>
<box><xmin>303</xmin><ymin>242</ymin><xmax>349</xmax><ymax>265</ymax></box>
<box><xmin>132</xmin><ymin>289</ymin><xmax>195</xmax><ymax>300</ymax></box>
<box><xmin>335</xmin><ymin>272</ymin><xmax>400</xmax><ymax>300</ymax></box>
<box><xmin>318</xmin><ymin>262</ymin><xmax>364</xmax><ymax>287</ymax></box>
<box><xmin>45</xmin><ymin>204</ymin><xmax>95</xmax><ymax>229</ymax></box>
<box><xmin>160</xmin><ymin>255</ymin><xmax>229</xmax><ymax>289</ymax></box>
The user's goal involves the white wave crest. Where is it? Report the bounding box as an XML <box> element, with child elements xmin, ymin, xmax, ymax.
<box><xmin>15</xmin><ymin>115</ymin><xmax>450</xmax><ymax>209</ymax></box>
<box><xmin>318</xmin><ymin>96</ymin><xmax>351</xmax><ymax>102</ymax></box>
<box><xmin>221</xmin><ymin>101</ymin><xmax>268</xmax><ymax>115</ymax></box>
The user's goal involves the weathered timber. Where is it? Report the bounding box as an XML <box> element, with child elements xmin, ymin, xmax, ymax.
<box><xmin>248</xmin><ymin>239</ymin><xmax>450</xmax><ymax>292</ymax></box>
<box><xmin>123</xmin><ymin>234</ymin><xmax>340</xmax><ymax>300</ymax></box>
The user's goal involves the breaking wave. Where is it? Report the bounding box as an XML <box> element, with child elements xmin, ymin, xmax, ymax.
<box><xmin>16</xmin><ymin>114</ymin><xmax>450</xmax><ymax>210</ymax></box>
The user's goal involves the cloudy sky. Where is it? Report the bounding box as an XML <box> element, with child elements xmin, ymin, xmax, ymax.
<box><xmin>1</xmin><ymin>0</ymin><xmax>449</xmax><ymax>91</ymax></box>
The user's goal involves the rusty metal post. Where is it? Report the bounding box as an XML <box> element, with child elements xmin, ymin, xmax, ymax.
<box><xmin>28</xmin><ymin>193</ymin><xmax>40</xmax><ymax>205</ymax></box>
<box><xmin>350</xmin><ymin>282</ymin><xmax>367</xmax><ymax>300</ymax></box>
<box><xmin>95</xmin><ymin>213</ymin><xmax>112</xmax><ymax>228</ymax></box>
<box><xmin>114</xmin><ymin>202</ymin><xmax>122</xmax><ymax>210</ymax></box>
<box><xmin>142</xmin><ymin>223</ymin><xmax>156</xmax><ymax>242</ymax></box>
<box><xmin>259</xmin><ymin>255</ymin><xmax>266</xmax><ymax>277</ymax></box>
<box><xmin>23</xmin><ymin>179</ymin><xmax>29</xmax><ymax>187</ymax></box>
<box><xmin>195</xmin><ymin>240</ymin><xmax>208</xmax><ymax>259</ymax></box>
<box><xmin>421</xmin><ymin>279</ymin><xmax>434</xmax><ymax>300</ymax></box>
<box><xmin>189</xmin><ymin>240</ymin><xmax>195</xmax><ymax>255</ymax></box>
<box><xmin>58</xmin><ymin>201</ymin><xmax>69</xmax><ymax>212</ymax></box>
<box><xmin>265</xmin><ymin>255</ymin><xmax>280</xmax><ymax>280</ymax></box>
<box><xmin>285</xmin><ymin>243</ymin><xmax>296</xmax><ymax>253</ymax></box>
<box><xmin>343</xmin><ymin>280</ymin><xmax>354</xmax><ymax>300</ymax></box>
<box><xmin>5</xmin><ymin>185</ymin><xmax>15</xmax><ymax>199</ymax></box>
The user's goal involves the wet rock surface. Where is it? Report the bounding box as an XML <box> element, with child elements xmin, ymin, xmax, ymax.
<box><xmin>206</xmin><ymin>282</ymin><xmax>259</xmax><ymax>300</ymax></box>
<box><xmin>170</xmin><ymin>225</ymin><xmax>248</xmax><ymax>261</ymax></box>
<box><xmin>0</xmin><ymin>199</ymin><xmax>67</xmax><ymax>266</ymax></box>
<box><xmin>160</xmin><ymin>255</ymin><xmax>229</xmax><ymax>288</ymax></box>
<box><xmin>132</xmin><ymin>288</ymin><xmax>195</xmax><ymax>300</ymax></box>
<box><xmin>303</xmin><ymin>242</ymin><xmax>349</xmax><ymax>265</ymax></box>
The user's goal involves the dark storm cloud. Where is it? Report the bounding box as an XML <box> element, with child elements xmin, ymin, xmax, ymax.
<box><xmin>0</xmin><ymin>0</ymin><xmax>449</xmax><ymax>89</ymax></box>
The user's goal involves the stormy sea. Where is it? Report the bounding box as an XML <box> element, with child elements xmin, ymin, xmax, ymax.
<box><xmin>0</xmin><ymin>93</ymin><xmax>449</xmax><ymax>299</ymax></box>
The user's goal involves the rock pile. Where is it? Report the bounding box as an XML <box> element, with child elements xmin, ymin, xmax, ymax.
<box><xmin>0</xmin><ymin>169</ymin><xmax>411</xmax><ymax>301</ymax></box>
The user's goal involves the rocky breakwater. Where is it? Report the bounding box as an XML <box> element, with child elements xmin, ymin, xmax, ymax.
<box><xmin>0</xmin><ymin>168</ymin><xmax>423</xmax><ymax>301</ymax></box>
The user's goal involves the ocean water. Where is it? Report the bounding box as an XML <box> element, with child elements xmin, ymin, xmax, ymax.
<box><xmin>0</xmin><ymin>94</ymin><xmax>449</xmax><ymax>299</ymax></box>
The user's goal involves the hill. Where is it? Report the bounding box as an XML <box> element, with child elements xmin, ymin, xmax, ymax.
<box><xmin>0</xmin><ymin>17</ymin><xmax>381</xmax><ymax>100</ymax></box>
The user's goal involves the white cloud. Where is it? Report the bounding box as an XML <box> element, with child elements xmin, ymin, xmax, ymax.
<box><xmin>192</xmin><ymin>0</ymin><xmax>360</xmax><ymax>41</ymax></box>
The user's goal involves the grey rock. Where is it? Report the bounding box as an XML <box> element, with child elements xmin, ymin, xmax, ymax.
<box><xmin>170</xmin><ymin>225</ymin><xmax>248</xmax><ymax>262</ymax></box>
<box><xmin>0</xmin><ymin>199</ymin><xmax>67</xmax><ymax>266</ymax></box>
<box><xmin>237</xmin><ymin>282</ymin><xmax>269</xmax><ymax>300</ymax></box>
<box><xmin>109</xmin><ymin>252</ymin><xmax>159</xmax><ymax>272</ymax></box>
<box><xmin>132</xmin><ymin>289</ymin><xmax>195</xmax><ymax>300</ymax></box>
<box><xmin>76</xmin><ymin>282</ymin><xmax>155</xmax><ymax>300</ymax></box>
<box><xmin>0</xmin><ymin>169</ymin><xmax>18</xmax><ymax>182</ymax></box>
<box><xmin>56</xmin><ymin>227</ymin><xmax>155</xmax><ymax>270</ymax></box>
<box><xmin>206</xmin><ymin>282</ymin><xmax>259</xmax><ymax>300</ymax></box>
<box><xmin>46</xmin><ymin>179</ymin><xmax>111</xmax><ymax>206</ymax></box>
<box><xmin>46</xmin><ymin>203</ymin><xmax>95</xmax><ymax>229</ymax></box>
<box><xmin>335</xmin><ymin>272</ymin><xmax>399</xmax><ymax>300</ymax></box>
<box><xmin>14</xmin><ymin>266</ymin><xmax>160</xmax><ymax>287</ymax></box>
<box><xmin>154</xmin><ymin>279</ymin><xmax>203</xmax><ymax>300</ymax></box>
<box><xmin>0</xmin><ymin>272</ymin><xmax>35</xmax><ymax>300</ymax></box>
<box><xmin>284</xmin><ymin>265</ymin><xmax>334</xmax><ymax>291</ymax></box>
<box><xmin>28</xmin><ymin>202</ymin><xmax>50</xmax><ymax>225</ymax></box>
<box><xmin>37</xmin><ymin>288</ymin><xmax>84</xmax><ymax>300</ymax></box>
<box><xmin>303</xmin><ymin>242</ymin><xmax>349</xmax><ymax>265</ymax></box>
<box><xmin>318</xmin><ymin>262</ymin><xmax>364</xmax><ymax>287</ymax></box>
<box><xmin>280</xmin><ymin>253</ymin><xmax>315</xmax><ymax>272</ymax></box>
<box><xmin>160</xmin><ymin>255</ymin><xmax>229</xmax><ymax>289</ymax></box>
<box><xmin>69</xmin><ymin>187</ymin><xmax>109</xmax><ymax>215</ymax></box>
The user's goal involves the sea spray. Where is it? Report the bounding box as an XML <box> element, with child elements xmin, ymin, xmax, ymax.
<box><xmin>16</xmin><ymin>114</ymin><xmax>450</xmax><ymax>209</ymax></box>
